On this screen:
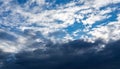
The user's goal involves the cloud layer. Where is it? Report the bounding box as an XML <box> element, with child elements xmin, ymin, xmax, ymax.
<box><xmin>0</xmin><ymin>0</ymin><xmax>120</xmax><ymax>69</ymax></box>
<box><xmin>0</xmin><ymin>0</ymin><xmax>120</xmax><ymax>44</ymax></box>
<box><xmin>0</xmin><ymin>40</ymin><xmax>120</xmax><ymax>69</ymax></box>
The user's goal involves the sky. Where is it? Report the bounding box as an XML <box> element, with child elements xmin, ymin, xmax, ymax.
<box><xmin>0</xmin><ymin>0</ymin><xmax>120</xmax><ymax>69</ymax></box>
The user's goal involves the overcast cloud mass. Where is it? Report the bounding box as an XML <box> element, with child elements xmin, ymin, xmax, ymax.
<box><xmin>0</xmin><ymin>0</ymin><xmax>120</xmax><ymax>69</ymax></box>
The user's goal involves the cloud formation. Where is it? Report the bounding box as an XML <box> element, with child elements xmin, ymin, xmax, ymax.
<box><xmin>0</xmin><ymin>0</ymin><xmax>120</xmax><ymax>44</ymax></box>
<box><xmin>0</xmin><ymin>39</ymin><xmax>120</xmax><ymax>69</ymax></box>
<box><xmin>0</xmin><ymin>0</ymin><xmax>120</xmax><ymax>69</ymax></box>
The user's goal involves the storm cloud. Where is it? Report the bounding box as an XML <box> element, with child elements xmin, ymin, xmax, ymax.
<box><xmin>0</xmin><ymin>39</ymin><xmax>120</xmax><ymax>69</ymax></box>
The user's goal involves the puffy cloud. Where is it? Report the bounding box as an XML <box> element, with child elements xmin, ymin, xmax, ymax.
<box><xmin>0</xmin><ymin>0</ymin><xmax>120</xmax><ymax>43</ymax></box>
<box><xmin>88</xmin><ymin>13</ymin><xmax>120</xmax><ymax>42</ymax></box>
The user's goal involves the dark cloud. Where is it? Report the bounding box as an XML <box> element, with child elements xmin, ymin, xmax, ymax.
<box><xmin>1</xmin><ymin>40</ymin><xmax>120</xmax><ymax>69</ymax></box>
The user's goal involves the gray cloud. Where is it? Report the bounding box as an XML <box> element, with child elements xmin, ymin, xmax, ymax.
<box><xmin>0</xmin><ymin>39</ymin><xmax>120</xmax><ymax>69</ymax></box>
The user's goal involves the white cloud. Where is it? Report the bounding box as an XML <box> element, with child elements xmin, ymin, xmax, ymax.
<box><xmin>92</xmin><ymin>0</ymin><xmax>112</xmax><ymax>9</ymax></box>
<box><xmin>88</xmin><ymin>13</ymin><xmax>120</xmax><ymax>43</ymax></box>
<box><xmin>0</xmin><ymin>0</ymin><xmax>120</xmax><ymax>53</ymax></box>
<box><xmin>81</xmin><ymin>7</ymin><xmax>112</xmax><ymax>25</ymax></box>
<box><xmin>0</xmin><ymin>40</ymin><xmax>19</xmax><ymax>53</ymax></box>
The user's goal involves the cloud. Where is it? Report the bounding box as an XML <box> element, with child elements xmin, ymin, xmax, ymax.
<box><xmin>0</xmin><ymin>31</ymin><xmax>16</xmax><ymax>41</ymax></box>
<box><xmin>0</xmin><ymin>0</ymin><xmax>120</xmax><ymax>69</ymax></box>
<box><xmin>0</xmin><ymin>0</ymin><xmax>120</xmax><ymax>44</ymax></box>
<box><xmin>88</xmin><ymin>13</ymin><xmax>120</xmax><ymax>42</ymax></box>
<box><xmin>0</xmin><ymin>39</ymin><xmax>120</xmax><ymax>69</ymax></box>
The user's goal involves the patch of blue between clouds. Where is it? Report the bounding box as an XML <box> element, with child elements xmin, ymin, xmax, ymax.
<box><xmin>92</xmin><ymin>3</ymin><xmax>120</xmax><ymax>28</ymax></box>
<box><xmin>0</xmin><ymin>10</ymin><xmax>12</xmax><ymax>17</ymax></box>
<box><xmin>0</xmin><ymin>1</ymin><xmax>3</xmax><ymax>6</ymax></box>
<box><xmin>64</xmin><ymin>21</ymin><xmax>88</xmax><ymax>38</ymax></box>
<box><xmin>0</xmin><ymin>31</ymin><xmax>17</xmax><ymax>41</ymax></box>
<box><xmin>45</xmin><ymin>0</ymin><xmax>72</xmax><ymax>5</ymax></box>
<box><xmin>65</xmin><ymin>22</ymin><xmax>84</xmax><ymax>34</ymax></box>
<box><xmin>44</xmin><ymin>0</ymin><xmax>75</xmax><ymax>10</ymax></box>
<box><xmin>16</xmin><ymin>0</ymin><xmax>27</xmax><ymax>4</ymax></box>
